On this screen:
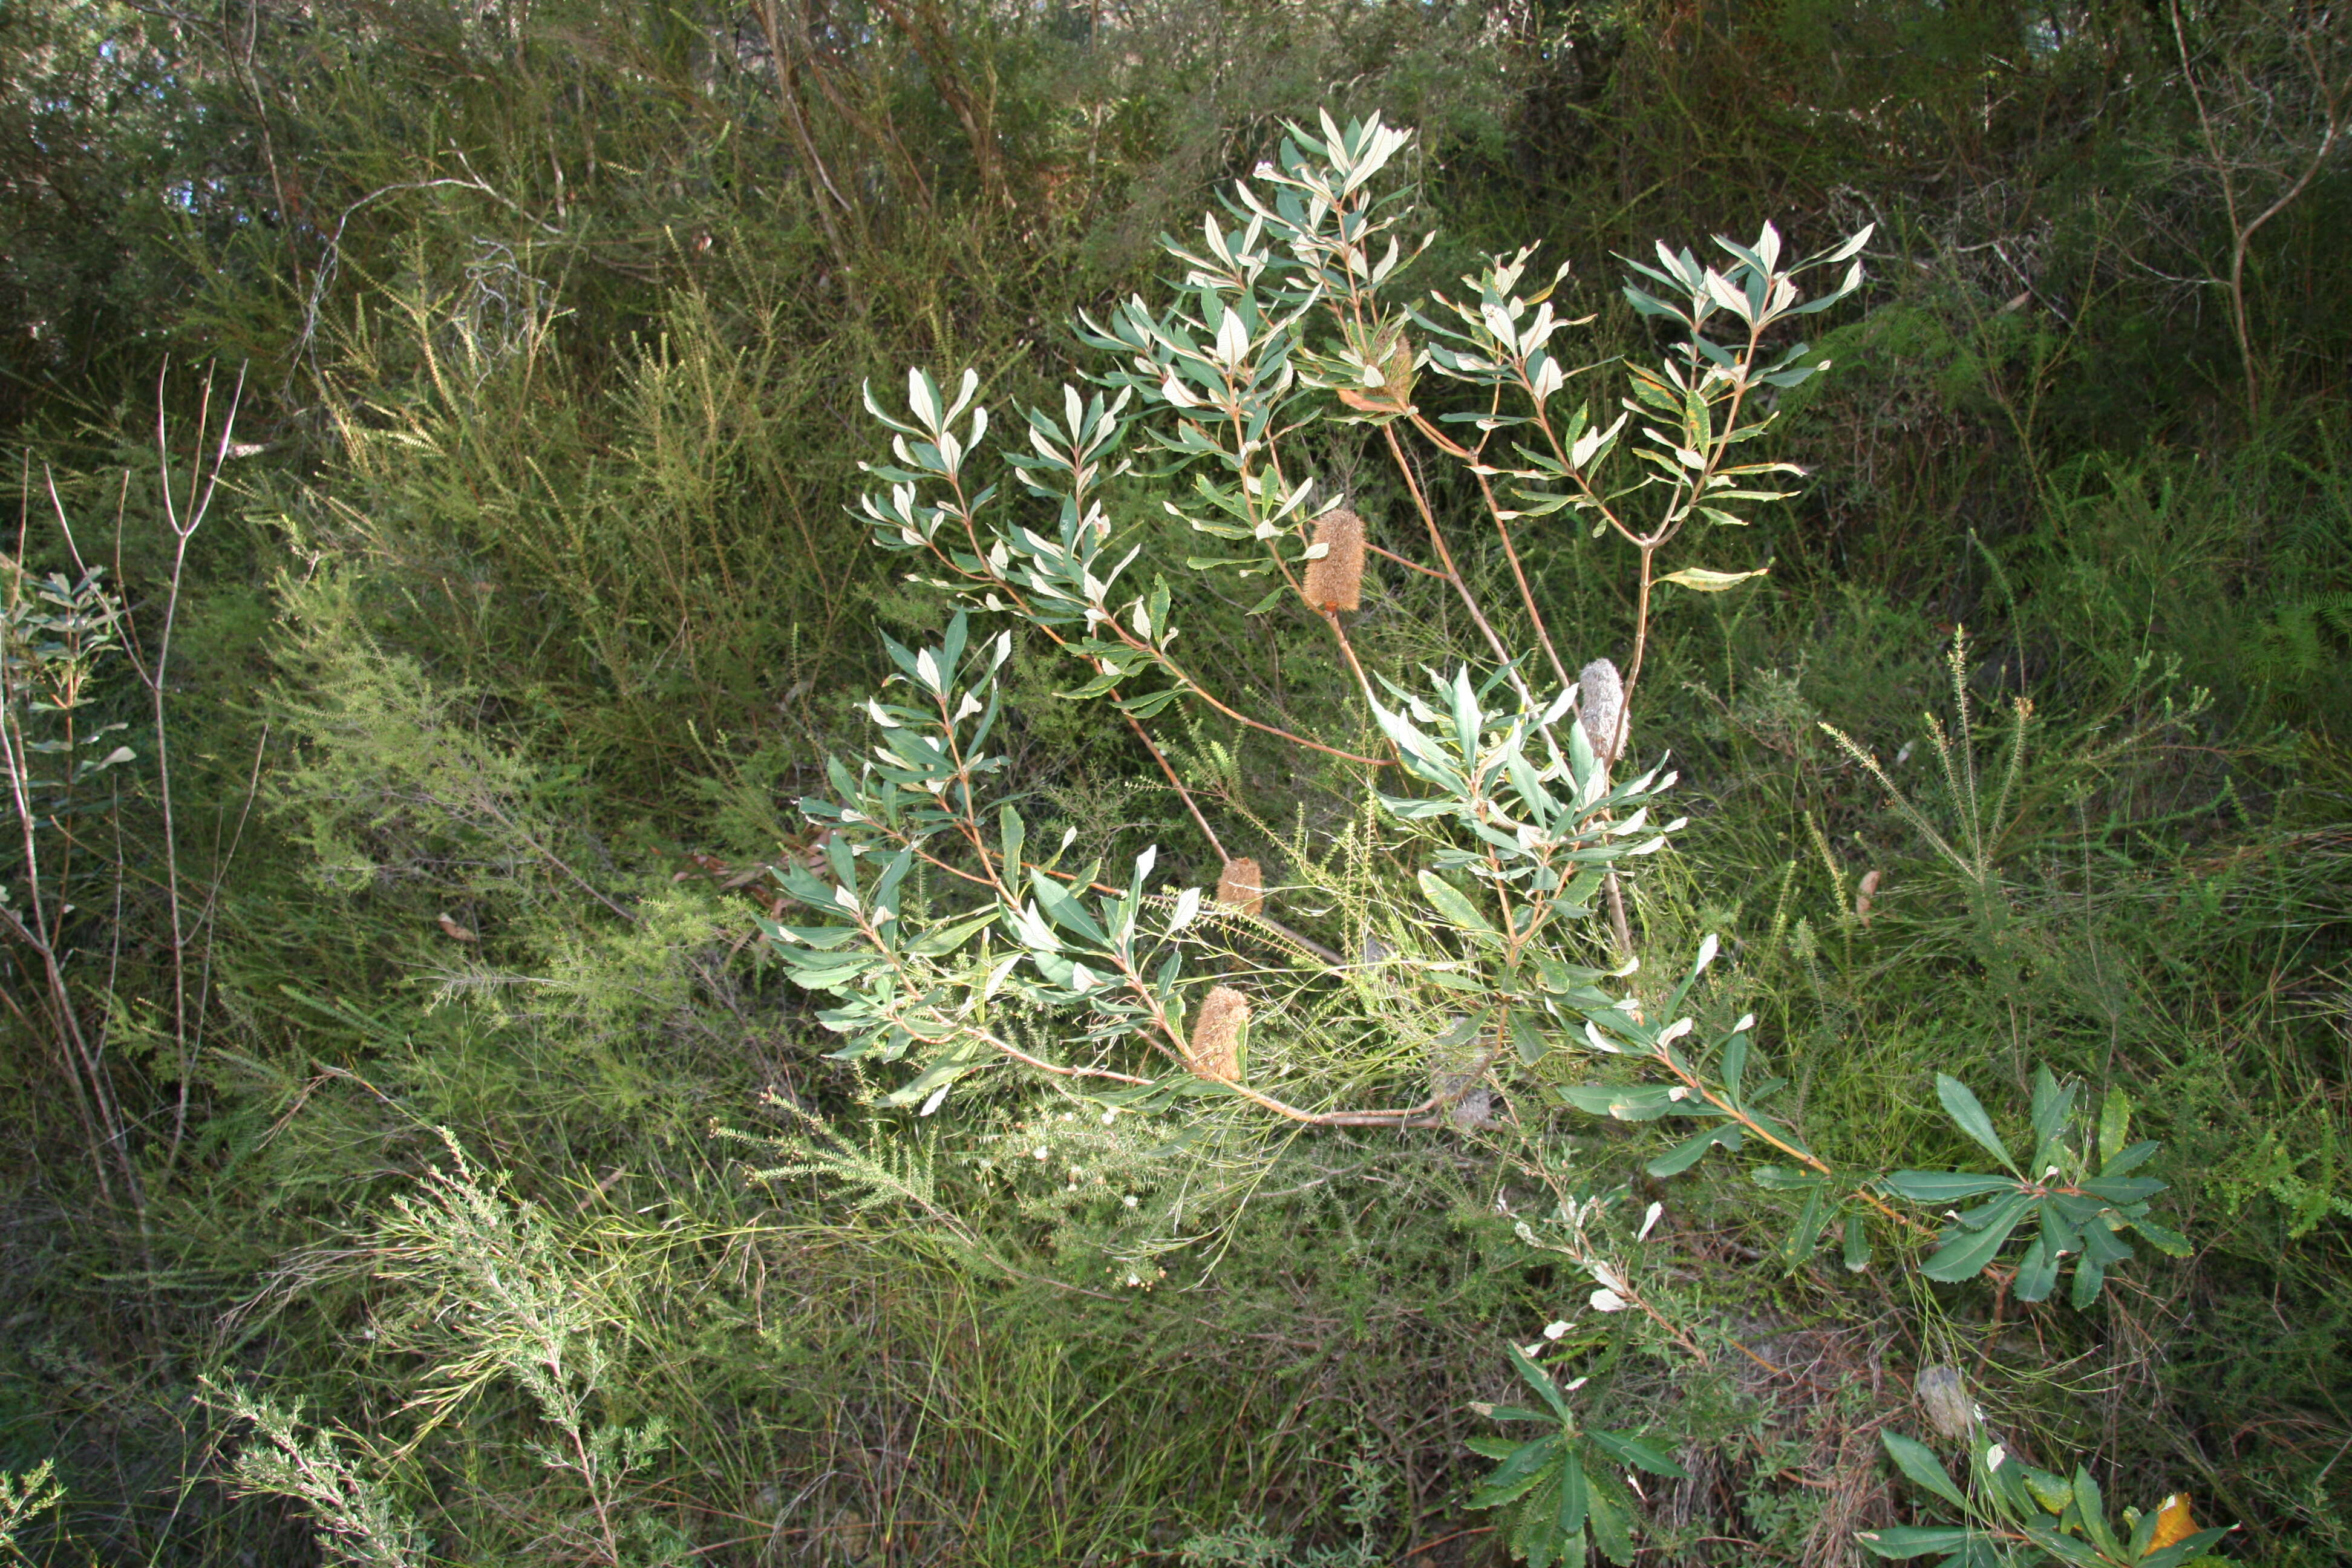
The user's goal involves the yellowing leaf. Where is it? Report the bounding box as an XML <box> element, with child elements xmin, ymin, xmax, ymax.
<box><xmin>1660</xmin><ymin>565</ymin><xmax>1767</xmax><ymax>592</ymax></box>
<box><xmin>2151</xmin><ymin>1494</ymin><xmax>2196</xmax><ymax>1549</ymax></box>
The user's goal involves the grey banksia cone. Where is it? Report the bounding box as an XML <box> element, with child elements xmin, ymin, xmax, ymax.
<box><xmin>1578</xmin><ymin>658</ymin><xmax>1624</xmax><ymax>760</ymax></box>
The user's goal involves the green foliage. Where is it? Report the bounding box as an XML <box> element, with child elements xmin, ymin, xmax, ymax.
<box><xmin>1867</xmin><ymin>1429</ymin><xmax>2232</xmax><ymax>1568</ymax></box>
<box><xmin>760</xmin><ymin>111</ymin><xmax>2230</xmax><ymax>1566</ymax></box>
<box><xmin>1464</xmin><ymin>1345</ymin><xmax>1687</xmax><ymax>1567</ymax></box>
<box><xmin>2</xmin><ymin>1</ymin><xmax>2349</xmax><ymax>1564</ymax></box>
<box><xmin>0</xmin><ymin>1461</ymin><xmax>67</xmax><ymax>1566</ymax></box>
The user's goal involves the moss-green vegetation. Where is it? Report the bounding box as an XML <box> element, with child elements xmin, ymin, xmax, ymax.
<box><xmin>1</xmin><ymin>1</ymin><xmax>2345</xmax><ymax>1563</ymax></box>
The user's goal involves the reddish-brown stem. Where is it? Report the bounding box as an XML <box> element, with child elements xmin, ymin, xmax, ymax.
<box><xmin>1380</xmin><ymin>423</ymin><xmax>1527</xmax><ymax>698</ymax></box>
<box><xmin>1411</xmin><ymin>411</ymin><xmax>1573</xmax><ymax>692</ymax></box>
<box><xmin>1367</xmin><ymin>541</ymin><xmax>1448</xmax><ymax>580</ymax></box>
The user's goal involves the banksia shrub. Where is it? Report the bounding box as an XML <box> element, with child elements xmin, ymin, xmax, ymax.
<box><xmin>1216</xmin><ymin>857</ymin><xmax>1265</xmax><ymax>915</ymax></box>
<box><xmin>1299</xmin><ymin>508</ymin><xmax>1365</xmax><ymax>613</ymax></box>
<box><xmin>1186</xmin><ymin>985</ymin><xmax>1249</xmax><ymax>1081</ymax></box>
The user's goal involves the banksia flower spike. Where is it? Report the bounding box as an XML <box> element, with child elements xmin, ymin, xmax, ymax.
<box><xmin>1216</xmin><ymin>857</ymin><xmax>1266</xmax><ymax>915</ymax></box>
<box><xmin>1299</xmin><ymin>508</ymin><xmax>1365</xmax><ymax>614</ymax></box>
<box><xmin>1187</xmin><ymin>985</ymin><xmax>1249</xmax><ymax>1081</ymax></box>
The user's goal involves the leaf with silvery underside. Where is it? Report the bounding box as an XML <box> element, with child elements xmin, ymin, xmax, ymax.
<box><xmin>1558</xmin><ymin>1083</ymin><xmax>1687</xmax><ymax>1122</ymax></box>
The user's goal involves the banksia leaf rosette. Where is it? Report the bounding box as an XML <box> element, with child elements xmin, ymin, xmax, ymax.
<box><xmin>1187</xmin><ymin>985</ymin><xmax>1249</xmax><ymax>1082</ymax></box>
<box><xmin>1300</xmin><ymin>508</ymin><xmax>1365</xmax><ymax>613</ymax></box>
<box><xmin>1216</xmin><ymin>857</ymin><xmax>1266</xmax><ymax>915</ymax></box>
<box><xmin>1336</xmin><ymin>322</ymin><xmax>1416</xmax><ymax>417</ymax></box>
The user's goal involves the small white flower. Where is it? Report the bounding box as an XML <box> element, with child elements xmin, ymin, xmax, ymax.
<box><xmin>1590</xmin><ymin>1288</ymin><xmax>1629</xmax><ymax>1313</ymax></box>
<box><xmin>1543</xmin><ymin>1320</ymin><xmax>1570</xmax><ymax>1340</ymax></box>
<box><xmin>1102</xmin><ymin>1110</ymin><xmax>1119</xmax><ymax>1125</ymax></box>
<box><xmin>1123</xmin><ymin>1194</ymin><xmax>1138</xmax><ymax>1209</ymax></box>
<box><xmin>1033</xmin><ymin>1146</ymin><xmax>1050</xmax><ymax>1160</ymax></box>
<box><xmin>1522</xmin><ymin>1342</ymin><xmax>1547</xmax><ymax>1358</ymax></box>
<box><xmin>1638</xmin><ymin>1201</ymin><xmax>1664</xmax><ymax>1243</ymax></box>
<box><xmin>1563</xmin><ymin>1376</ymin><xmax>1589</xmax><ymax>1393</ymax></box>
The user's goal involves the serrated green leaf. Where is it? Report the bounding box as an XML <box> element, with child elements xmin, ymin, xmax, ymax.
<box><xmin>1843</xmin><ymin>1212</ymin><xmax>1871</xmax><ymax>1273</ymax></box>
<box><xmin>1936</xmin><ymin>1074</ymin><xmax>2017</xmax><ymax>1170</ymax></box>
<box><xmin>1469</xmin><ymin>1434</ymin><xmax>1563</xmax><ymax>1510</ymax></box>
<box><xmin>1587</xmin><ymin>1471</ymin><xmax>1636</xmax><ymax>1566</ymax></box>
<box><xmin>1785</xmin><ymin>1184</ymin><xmax>1828</xmax><ymax>1262</ymax></box>
<box><xmin>1511</xmin><ymin>1010</ymin><xmax>1552</xmax><ymax>1066</ymax></box>
<box><xmin>1883</xmin><ymin>1171</ymin><xmax>2021</xmax><ymax>1204</ymax></box>
<box><xmin>1919</xmin><ymin>1192</ymin><xmax>2034</xmax><ymax>1281</ymax></box>
<box><xmin>1881</xmin><ymin>1431</ymin><xmax>1968</xmax><ymax>1509</ymax></box>
<box><xmin>1856</xmin><ymin>1526</ymin><xmax>1982</xmax><ymax>1559</ymax></box>
<box><xmin>2129</xmin><ymin>1217</ymin><xmax>2191</xmax><ymax>1256</ymax></box>
<box><xmin>2137</xmin><ymin>1529</ymin><xmax>2234</xmax><ymax>1568</ymax></box>
<box><xmin>2068</xmin><ymin>1250</ymin><xmax>2106</xmax><ymax>1308</ymax></box>
<box><xmin>1589</xmin><ymin>1428</ymin><xmax>1688</xmax><ymax>1479</ymax></box>
<box><xmin>1647</xmin><ymin>1123</ymin><xmax>1738</xmax><ymax>1178</ymax></box>
<box><xmin>1507</xmin><ymin>1342</ymin><xmax>1573</xmax><ymax>1419</ymax></box>
<box><xmin>2012</xmin><ymin>1233</ymin><xmax>2060</xmax><ymax>1302</ymax></box>
<box><xmin>1557</xmin><ymin>1449</ymin><xmax>1589</xmax><ymax>1540</ymax></box>
<box><xmin>2098</xmin><ymin>1088</ymin><xmax>2133</xmax><ymax>1165</ymax></box>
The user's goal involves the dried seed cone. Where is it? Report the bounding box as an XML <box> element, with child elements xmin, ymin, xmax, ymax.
<box><xmin>1915</xmin><ymin>1365</ymin><xmax>1973</xmax><ymax>1440</ymax></box>
<box><xmin>1300</xmin><ymin>508</ymin><xmax>1365</xmax><ymax>613</ymax></box>
<box><xmin>1578</xmin><ymin>657</ymin><xmax>1624</xmax><ymax>759</ymax></box>
<box><xmin>1187</xmin><ymin>985</ymin><xmax>1249</xmax><ymax>1082</ymax></box>
<box><xmin>1215</xmin><ymin>857</ymin><xmax>1265</xmax><ymax>915</ymax></box>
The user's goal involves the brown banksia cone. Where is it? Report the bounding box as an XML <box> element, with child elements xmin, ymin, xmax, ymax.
<box><xmin>1215</xmin><ymin>857</ymin><xmax>1266</xmax><ymax>915</ymax></box>
<box><xmin>1187</xmin><ymin>985</ymin><xmax>1249</xmax><ymax>1081</ymax></box>
<box><xmin>1299</xmin><ymin>508</ymin><xmax>1365</xmax><ymax>614</ymax></box>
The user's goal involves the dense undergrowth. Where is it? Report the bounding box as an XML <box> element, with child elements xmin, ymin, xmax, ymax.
<box><xmin>1</xmin><ymin>0</ymin><xmax>2347</xmax><ymax>1563</ymax></box>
